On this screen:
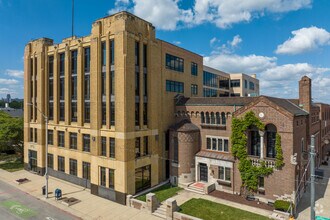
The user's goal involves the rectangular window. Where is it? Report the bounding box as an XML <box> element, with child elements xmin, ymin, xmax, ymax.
<box><xmin>224</xmin><ymin>139</ymin><xmax>229</xmax><ymax>152</ymax></box>
<box><xmin>101</xmin><ymin>72</ymin><xmax>106</xmax><ymax>96</ymax></box>
<box><xmin>84</xmin><ymin>47</ymin><xmax>90</xmax><ymax>73</ymax></box>
<box><xmin>166</xmin><ymin>80</ymin><xmax>184</xmax><ymax>93</ymax></box>
<box><xmin>174</xmin><ymin>137</ymin><xmax>178</xmax><ymax>162</ymax></box>
<box><xmin>135</xmin><ymin>41</ymin><xmax>140</xmax><ymax>66</ymax></box>
<box><xmin>219</xmin><ymin>79</ymin><xmax>229</xmax><ymax>89</ymax></box>
<box><xmin>135</xmin><ymin>71</ymin><xmax>140</xmax><ymax>96</ymax></box>
<box><xmin>165</xmin><ymin>53</ymin><xmax>184</xmax><ymax>72</ymax></box>
<box><xmin>206</xmin><ymin>138</ymin><xmax>211</xmax><ymax>150</ymax></box>
<box><xmin>71</xmin><ymin>50</ymin><xmax>77</xmax><ymax>75</ymax></box>
<box><xmin>101</xmin><ymin>41</ymin><xmax>106</xmax><ymax>67</ymax></box>
<box><xmin>48</xmin><ymin>130</ymin><xmax>53</xmax><ymax>145</ymax></box>
<box><xmin>219</xmin><ymin>166</ymin><xmax>231</xmax><ymax>182</ymax></box>
<box><xmin>110</xmin><ymin>71</ymin><xmax>115</xmax><ymax>95</ymax></box>
<box><xmin>212</xmin><ymin>138</ymin><xmax>217</xmax><ymax>150</ymax></box>
<box><xmin>143</xmin><ymin>103</ymin><xmax>147</xmax><ymax>126</ymax></box>
<box><xmin>230</xmin><ymin>79</ymin><xmax>240</xmax><ymax>87</ymax></box>
<box><xmin>58</xmin><ymin>156</ymin><xmax>65</xmax><ymax>172</ymax></box>
<box><xmin>59</xmin><ymin>78</ymin><xmax>65</xmax><ymax>100</ymax></box>
<box><xmin>109</xmin><ymin>169</ymin><xmax>115</xmax><ymax>189</ymax></box>
<box><xmin>49</xmin><ymin>80</ymin><xmax>54</xmax><ymax>102</ymax></box>
<box><xmin>84</xmin><ymin>102</ymin><xmax>90</xmax><ymax>123</ymax></box>
<box><xmin>191</xmin><ymin>84</ymin><xmax>198</xmax><ymax>95</ymax></box>
<box><xmin>244</xmin><ymin>80</ymin><xmax>248</xmax><ymax>89</ymax></box>
<box><xmin>71</xmin><ymin>101</ymin><xmax>77</xmax><ymax>122</ymax></box>
<box><xmin>59</xmin><ymin>102</ymin><xmax>65</xmax><ymax>121</ymax></box>
<box><xmin>48</xmin><ymin>55</ymin><xmax>54</xmax><ymax>78</ymax></box>
<box><xmin>135</xmin><ymin>165</ymin><xmax>151</xmax><ymax>193</ymax></box>
<box><xmin>58</xmin><ymin>131</ymin><xmax>65</xmax><ymax>147</ymax></box>
<box><xmin>135</xmin><ymin>103</ymin><xmax>140</xmax><ymax>126</ymax></box>
<box><xmin>258</xmin><ymin>176</ymin><xmax>264</xmax><ymax>188</ymax></box>
<box><xmin>101</xmin><ymin>137</ymin><xmax>107</xmax><ymax>156</ymax></box>
<box><xmin>249</xmin><ymin>81</ymin><xmax>255</xmax><ymax>90</ymax></box>
<box><xmin>84</xmin><ymin>75</ymin><xmax>90</xmax><ymax>100</ymax></box>
<box><xmin>100</xmin><ymin>167</ymin><xmax>106</xmax><ymax>186</ymax></box>
<box><xmin>69</xmin><ymin>159</ymin><xmax>77</xmax><ymax>176</ymax></box>
<box><xmin>143</xmin><ymin>72</ymin><xmax>147</xmax><ymax>96</ymax></box>
<box><xmin>83</xmin><ymin>162</ymin><xmax>91</xmax><ymax>180</ymax></box>
<box><xmin>203</xmin><ymin>71</ymin><xmax>218</xmax><ymax>88</ymax></box>
<box><xmin>59</xmin><ymin>53</ymin><xmax>65</xmax><ymax>76</ymax></box>
<box><xmin>191</xmin><ymin>62</ymin><xmax>198</xmax><ymax>76</ymax></box>
<box><xmin>143</xmin><ymin>44</ymin><xmax>147</xmax><ymax>68</ymax></box>
<box><xmin>71</xmin><ymin>76</ymin><xmax>77</xmax><ymax>100</ymax></box>
<box><xmin>135</xmin><ymin>137</ymin><xmax>141</xmax><ymax>158</ymax></box>
<box><xmin>110</xmin><ymin>101</ymin><xmax>115</xmax><ymax>126</ymax></box>
<box><xmin>110</xmin><ymin>138</ymin><xmax>115</xmax><ymax>158</ymax></box>
<box><xmin>70</xmin><ymin>132</ymin><xmax>77</xmax><ymax>149</ymax></box>
<box><xmin>110</xmin><ymin>40</ymin><xmax>115</xmax><ymax>65</ymax></box>
<box><xmin>143</xmin><ymin>136</ymin><xmax>149</xmax><ymax>156</ymax></box>
<box><xmin>218</xmin><ymin>139</ymin><xmax>222</xmax><ymax>151</ymax></box>
<box><xmin>34</xmin><ymin>128</ymin><xmax>37</xmax><ymax>143</ymax></box>
<box><xmin>207</xmin><ymin>137</ymin><xmax>229</xmax><ymax>152</ymax></box>
<box><xmin>30</xmin><ymin>128</ymin><xmax>33</xmax><ymax>142</ymax></box>
<box><xmin>83</xmin><ymin>134</ymin><xmax>90</xmax><ymax>152</ymax></box>
<box><xmin>102</xmin><ymin>102</ymin><xmax>106</xmax><ymax>125</ymax></box>
<box><xmin>47</xmin><ymin>153</ymin><xmax>54</xmax><ymax>169</ymax></box>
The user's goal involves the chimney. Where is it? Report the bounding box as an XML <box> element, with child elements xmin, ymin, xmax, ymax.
<box><xmin>5</xmin><ymin>103</ymin><xmax>9</xmax><ymax>108</ymax></box>
<box><xmin>299</xmin><ymin>76</ymin><xmax>311</xmax><ymax>113</ymax></box>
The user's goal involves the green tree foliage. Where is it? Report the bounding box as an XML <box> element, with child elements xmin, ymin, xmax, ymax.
<box><xmin>231</xmin><ymin>111</ymin><xmax>282</xmax><ymax>191</ymax></box>
<box><xmin>9</xmin><ymin>100</ymin><xmax>23</xmax><ymax>109</ymax></box>
<box><xmin>275</xmin><ymin>134</ymin><xmax>284</xmax><ymax>169</ymax></box>
<box><xmin>0</xmin><ymin>111</ymin><xmax>24</xmax><ymax>161</ymax></box>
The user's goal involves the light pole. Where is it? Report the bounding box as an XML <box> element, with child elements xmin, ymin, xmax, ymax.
<box><xmin>28</xmin><ymin>103</ymin><xmax>49</xmax><ymax>199</ymax></box>
<box><xmin>310</xmin><ymin>135</ymin><xmax>316</xmax><ymax>220</ymax></box>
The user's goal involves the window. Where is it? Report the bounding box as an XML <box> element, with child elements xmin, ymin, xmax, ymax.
<box><xmin>48</xmin><ymin>130</ymin><xmax>53</xmax><ymax>145</ymax></box>
<box><xmin>101</xmin><ymin>72</ymin><xmax>106</xmax><ymax>96</ymax></box>
<box><xmin>101</xmin><ymin>137</ymin><xmax>107</xmax><ymax>156</ymax></box>
<box><xmin>58</xmin><ymin>131</ymin><xmax>65</xmax><ymax>147</ymax></box>
<box><xmin>84</xmin><ymin>47</ymin><xmax>90</xmax><ymax>72</ymax></box>
<box><xmin>165</xmin><ymin>53</ymin><xmax>184</xmax><ymax>72</ymax></box>
<box><xmin>266</xmin><ymin>124</ymin><xmax>277</xmax><ymax>158</ymax></box>
<box><xmin>301</xmin><ymin>138</ymin><xmax>304</xmax><ymax>152</ymax></box>
<box><xmin>48</xmin><ymin>55</ymin><xmax>54</xmax><ymax>78</ymax></box>
<box><xmin>58</xmin><ymin>156</ymin><xmax>65</xmax><ymax>172</ymax></box>
<box><xmin>110</xmin><ymin>101</ymin><xmax>115</xmax><ymax>126</ymax></box>
<box><xmin>143</xmin><ymin>44</ymin><xmax>147</xmax><ymax>68</ymax></box>
<box><xmin>30</xmin><ymin>128</ymin><xmax>33</xmax><ymax>142</ymax></box>
<box><xmin>110</xmin><ymin>40</ymin><xmax>115</xmax><ymax>65</ymax></box>
<box><xmin>59</xmin><ymin>102</ymin><xmax>65</xmax><ymax>121</ymax></box>
<box><xmin>100</xmin><ymin>167</ymin><xmax>106</xmax><ymax>186</ymax></box>
<box><xmin>203</xmin><ymin>71</ymin><xmax>218</xmax><ymax>88</ymax></box>
<box><xmin>83</xmin><ymin>134</ymin><xmax>90</xmax><ymax>152</ymax></box>
<box><xmin>230</xmin><ymin>79</ymin><xmax>240</xmax><ymax>87</ymax></box>
<box><xmin>191</xmin><ymin>84</ymin><xmax>198</xmax><ymax>96</ymax></box>
<box><xmin>143</xmin><ymin>103</ymin><xmax>148</xmax><ymax>126</ymax></box>
<box><xmin>135</xmin><ymin>41</ymin><xmax>140</xmax><ymax>66</ymax></box>
<box><xmin>206</xmin><ymin>112</ymin><xmax>210</xmax><ymax>124</ymax></box>
<box><xmin>219</xmin><ymin>166</ymin><xmax>231</xmax><ymax>182</ymax></box>
<box><xmin>250</xmin><ymin>129</ymin><xmax>260</xmax><ymax>156</ymax></box>
<box><xmin>244</xmin><ymin>80</ymin><xmax>248</xmax><ymax>89</ymax></box>
<box><xmin>69</xmin><ymin>159</ymin><xmax>77</xmax><ymax>176</ymax></box>
<box><xmin>71</xmin><ymin>50</ymin><xmax>77</xmax><ymax>75</ymax></box>
<box><xmin>84</xmin><ymin>102</ymin><xmax>90</xmax><ymax>123</ymax></box>
<box><xmin>135</xmin><ymin>102</ymin><xmax>140</xmax><ymax>126</ymax></box>
<box><xmin>109</xmin><ymin>169</ymin><xmax>115</xmax><ymax>189</ymax></box>
<box><xmin>203</xmin><ymin>88</ymin><xmax>217</xmax><ymax>97</ymax></box>
<box><xmin>83</xmin><ymin>162</ymin><xmax>91</xmax><ymax>180</ymax></box>
<box><xmin>249</xmin><ymin>81</ymin><xmax>255</xmax><ymax>90</ymax></box>
<box><xmin>173</xmin><ymin>137</ymin><xmax>178</xmax><ymax>162</ymax></box>
<box><xmin>258</xmin><ymin>176</ymin><xmax>264</xmax><ymax>188</ymax></box>
<box><xmin>135</xmin><ymin>137</ymin><xmax>141</xmax><ymax>158</ymax></box>
<box><xmin>71</xmin><ymin>76</ymin><xmax>77</xmax><ymax>100</ymax></box>
<box><xmin>135</xmin><ymin>165</ymin><xmax>151</xmax><ymax>193</ymax></box>
<box><xmin>143</xmin><ymin>136</ymin><xmax>149</xmax><ymax>156</ymax></box>
<box><xmin>34</xmin><ymin>128</ymin><xmax>37</xmax><ymax>143</ymax></box>
<box><xmin>70</xmin><ymin>133</ymin><xmax>77</xmax><ymax>149</ymax></box>
<box><xmin>211</xmin><ymin>112</ymin><xmax>215</xmax><ymax>124</ymax></box>
<box><xmin>166</xmin><ymin>80</ymin><xmax>184</xmax><ymax>93</ymax></box>
<box><xmin>216</xmin><ymin>113</ymin><xmax>220</xmax><ymax>125</ymax></box>
<box><xmin>219</xmin><ymin>79</ymin><xmax>229</xmax><ymax>89</ymax></box>
<box><xmin>201</xmin><ymin>112</ymin><xmax>205</xmax><ymax>124</ymax></box>
<box><xmin>47</xmin><ymin>153</ymin><xmax>53</xmax><ymax>169</ymax></box>
<box><xmin>191</xmin><ymin>62</ymin><xmax>198</xmax><ymax>76</ymax></box>
<box><xmin>135</xmin><ymin>71</ymin><xmax>140</xmax><ymax>96</ymax></box>
<box><xmin>71</xmin><ymin>102</ymin><xmax>77</xmax><ymax>122</ymax></box>
<box><xmin>49</xmin><ymin>78</ymin><xmax>54</xmax><ymax>101</ymax></box>
<box><xmin>221</xmin><ymin>112</ymin><xmax>226</xmax><ymax>125</ymax></box>
<box><xmin>84</xmin><ymin>74</ymin><xmax>90</xmax><ymax>100</ymax></box>
<box><xmin>59</xmin><ymin>53</ymin><xmax>65</xmax><ymax>76</ymax></box>
<box><xmin>143</xmin><ymin>72</ymin><xmax>147</xmax><ymax>96</ymax></box>
<box><xmin>110</xmin><ymin>138</ymin><xmax>115</xmax><ymax>158</ymax></box>
<box><xmin>110</xmin><ymin>71</ymin><xmax>115</xmax><ymax>95</ymax></box>
<box><xmin>48</xmin><ymin>101</ymin><xmax>53</xmax><ymax>120</ymax></box>
<box><xmin>206</xmin><ymin>137</ymin><xmax>229</xmax><ymax>152</ymax></box>
<box><xmin>101</xmin><ymin>41</ymin><xmax>106</xmax><ymax>67</ymax></box>
<box><xmin>102</xmin><ymin>102</ymin><xmax>106</xmax><ymax>125</ymax></box>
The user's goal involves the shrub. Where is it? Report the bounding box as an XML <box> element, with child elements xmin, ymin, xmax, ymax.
<box><xmin>274</xmin><ymin>200</ymin><xmax>292</xmax><ymax>212</ymax></box>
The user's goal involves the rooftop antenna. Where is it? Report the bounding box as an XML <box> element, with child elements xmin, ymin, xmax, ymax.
<box><xmin>71</xmin><ymin>0</ymin><xmax>74</xmax><ymax>38</ymax></box>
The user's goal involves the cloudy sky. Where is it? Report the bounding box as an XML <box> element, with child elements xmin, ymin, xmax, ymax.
<box><xmin>0</xmin><ymin>0</ymin><xmax>330</xmax><ymax>103</ymax></box>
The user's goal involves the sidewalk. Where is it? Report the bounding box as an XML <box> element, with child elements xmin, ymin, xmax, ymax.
<box><xmin>172</xmin><ymin>189</ymin><xmax>273</xmax><ymax>217</ymax></box>
<box><xmin>0</xmin><ymin>169</ymin><xmax>160</xmax><ymax>220</ymax></box>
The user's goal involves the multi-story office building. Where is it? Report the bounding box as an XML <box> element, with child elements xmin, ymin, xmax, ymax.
<box><xmin>24</xmin><ymin>11</ymin><xmax>203</xmax><ymax>204</ymax></box>
<box><xmin>203</xmin><ymin>65</ymin><xmax>259</xmax><ymax>97</ymax></box>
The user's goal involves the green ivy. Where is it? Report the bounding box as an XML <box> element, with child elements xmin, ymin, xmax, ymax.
<box><xmin>275</xmin><ymin>134</ymin><xmax>284</xmax><ymax>169</ymax></box>
<box><xmin>231</xmin><ymin>111</ymin><xmax>283</xmax><ymax>191</ymax></box>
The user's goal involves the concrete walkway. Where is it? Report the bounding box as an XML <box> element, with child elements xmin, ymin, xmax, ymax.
<box><xmin>172</xmin><ymin>188</ymin><xmax>273</xmax><ymax>218</ymax></box>
<box><xmin>297</xmin><ymin>165</ymin><xmax>330</xmax><ymax>220</ymax></box>
<box><xmin>0</xmin><ymin>169</ymin><xmax>160</xmax><ymax>220</ymax></box>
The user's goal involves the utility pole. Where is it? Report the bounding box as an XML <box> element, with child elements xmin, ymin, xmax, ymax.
<box><xmin>310</xmin><ymin>135</ymin><xmax>315</xmax><ymax>220</ymax></box>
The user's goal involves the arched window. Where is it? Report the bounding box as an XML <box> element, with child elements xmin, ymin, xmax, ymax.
<box><xmin>201</xmin><ymin>112</ymin><xmax>205</xmax><ymax>124</ymax></box>
<box><xmin>206</xmin><ymin>112</ymin><xmax>210</xmax><ymax>124</ymax></box>
<box><xmin>266</xmin><ymin>124</ymin><xmax>277</xmax><ymax>158</ymax></box>
<box><xmin>216</xmin><ymin>112</ymin><xmax>221</xmax><ymax>124</ymax></box>
<box><xmin>221</xmin><ymin>112</ymin><xmax>226</xmax><ymax>125</ymax></box>
<box><xmin>211</xmin><ymin>112</ymin><xmax>215</xmax><ymax>124</ymax></box>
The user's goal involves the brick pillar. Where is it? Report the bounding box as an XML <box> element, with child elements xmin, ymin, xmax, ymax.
<box><xmin>166</xmin><ymin>198</ymin><xmax>178</xmax><ymax>220</ymax></box>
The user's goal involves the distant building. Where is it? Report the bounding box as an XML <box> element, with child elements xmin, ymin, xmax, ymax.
<box><xmin>6</xmin><ymin>94</ymin><xmax>11</xmax><ymax>103</ymax></box>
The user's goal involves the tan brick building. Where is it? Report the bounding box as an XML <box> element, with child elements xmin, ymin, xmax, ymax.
<box><xmin>24</xmin><ymin>11</ymin><xmax>203</xmax><ymax>204</ymax></box>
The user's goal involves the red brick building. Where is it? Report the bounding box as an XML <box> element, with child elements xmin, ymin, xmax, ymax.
<box><xmin>169</xmin><ymin>76</ymin><xmax>330</xmax><ymax>205</ymax></box>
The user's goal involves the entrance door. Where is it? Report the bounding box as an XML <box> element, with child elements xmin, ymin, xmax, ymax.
<box><xmin>199</xmin><ymin>163</ymin><xmax>208</xmax><ymax>182</ymax></box>
<box><xmin>28</xmin><ymin>150</ymin><xmax>38</xmax><ymax>173</ymax></box>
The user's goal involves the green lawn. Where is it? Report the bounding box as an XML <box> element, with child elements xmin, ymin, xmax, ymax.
<box><xmin>179</xmin><ymin>198</ymin><xmax>269</xmax><ymax>220</ymax></box>
<box><xmin>136</xmin><ymin>183</ymin><xmax>182</xmax><ymax>202</ymax></box>
<box><xmin>0</xmin><ymin>156</ymin><xmax>24</xmax><ymax>172</ymax></box>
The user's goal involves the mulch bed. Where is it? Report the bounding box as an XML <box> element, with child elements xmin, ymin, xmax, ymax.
<box><xmin>209</xmin><ymin>190</ymin><xmax>274</xmax><ymax>211</ymax></box>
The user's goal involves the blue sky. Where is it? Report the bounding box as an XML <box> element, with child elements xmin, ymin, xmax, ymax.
<box><xmin>0</xmin><ymin>0</ymin><xmax>330</xmax><ymax>103</ymax></box>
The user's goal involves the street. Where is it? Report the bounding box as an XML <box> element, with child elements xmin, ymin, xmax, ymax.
<box><xmin>0</xmin><ymin>180</ymin><xmax>79</xmax><ymax>220</ymax></box>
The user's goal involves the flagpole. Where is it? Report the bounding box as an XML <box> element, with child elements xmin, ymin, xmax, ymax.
<box><xmin>72</xmin><ymin>0</ymin><xmax>74</xmax><ymax>37</ymax></box>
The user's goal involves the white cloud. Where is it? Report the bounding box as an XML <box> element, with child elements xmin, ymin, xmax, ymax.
<box><xmin>5</xmin><ymin>69</ymin><xmax>24</xmax><ymax>78</ymax></box>
<box><xmin>0</xmin><ymin>78</ymin><xmax>19</xmax><ymax>85</ymax></box>
<box><xmin>229</xmin><ymin>35</ymin><xmax>242</xmax><ymax>47</ymax></box>
<box><xmin>276</xmin><ymin>26</ymin><xmax>330</xmax><ymax>54</ymax></box>
<box><xmin>173</xmin><ymin>41</ymin><xmax>181</xmax><ymax>45</ymax></box>
<box><xmin>210</xmin><ymin>37</ymin><xmax>219</xmax><ymax>46</ymax></box>
<box><xmin>108</xmin><ymin>0</ymin><xmax>311</xmax><ymax>30</ymax></box>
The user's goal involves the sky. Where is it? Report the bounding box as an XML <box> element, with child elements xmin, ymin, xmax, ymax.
<box><xmin>0</xmin><ymin>0</ymin><xmax>330</xmax><ymax>103</ymax></box>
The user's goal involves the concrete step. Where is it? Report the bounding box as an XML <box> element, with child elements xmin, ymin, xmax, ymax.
<box><xmin>185</xmin><ymin>187</ymin><xmax>205</xmax><ymax>195</ymax></box>
<box><xmin>152</xmin><ymin>211</ymin><xmax>166</xmax><ymax>219</ymax></box>
<box><xmin>189</xmin><ymin>185</ymin><xmax>204</xmax><ymax>191</ymax></box>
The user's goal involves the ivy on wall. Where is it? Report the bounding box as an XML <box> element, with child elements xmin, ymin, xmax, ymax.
<box><xmin>231</xmin><ymin>111</ymin><xmax>284</xmax><ymax>191</ymax></box>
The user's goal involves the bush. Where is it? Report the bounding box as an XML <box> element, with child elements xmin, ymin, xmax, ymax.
<box><xmin>274</xmin><ymin>200</ymin><xmax>292</xmax><ymax>212</ymax></box>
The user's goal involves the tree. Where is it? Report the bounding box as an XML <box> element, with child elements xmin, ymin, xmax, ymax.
<box><xmin>9</xmin><ymin>100</ymin><xmax>23</xmax><ymax>109</ymax></box>
<box><xmin>0</xmin><ymin>111</ymin><xmax>24</xmax><ymax>161</ymax></box>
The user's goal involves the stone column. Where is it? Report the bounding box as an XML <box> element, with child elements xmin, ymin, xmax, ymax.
<box><xmin>146</xmin><ymin>193</ymin><xmax>157</xmax><ymax>213</ymax></box>
<box><xmin>126</xmin><ymin>195</ymin><xmax>133</xmax><ymax>207</ymax></box>
<box><xmin>259</xmin><ymin>131</ymin><xmax>265</xmax><ymax>160</ymax></box>
<box><xmin>166</xmin><ymin>198</ymin><xmax>178</xmax><ymax>220</ymax></box>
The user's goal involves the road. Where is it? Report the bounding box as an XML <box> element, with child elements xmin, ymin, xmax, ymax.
<box><xmin>0</xmin><ymin>180</ymin><xmax>79</xmax><ymax>220</ymax></box>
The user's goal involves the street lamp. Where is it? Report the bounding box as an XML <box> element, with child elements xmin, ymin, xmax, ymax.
<box><xmin>27</xmin><ymin>103</ymin><xmax>49</xmax><ymax>199</ymax></box>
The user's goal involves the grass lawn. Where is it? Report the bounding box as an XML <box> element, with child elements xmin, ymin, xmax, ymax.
<box><xmin>136</xmin><ymin>183</ymin><xmax>182</xmax><ymax>202</ymax></box>
<box><xmin>179</xmin><ymin>198</ymin><xmax>269</xmax><ymax>220</ymax></box>
<box><xmin>0</xmin><ymin>155</ymin><xmax>24</xmax><ymax>172</ymax></box>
